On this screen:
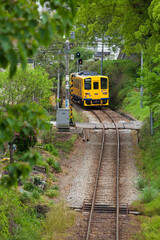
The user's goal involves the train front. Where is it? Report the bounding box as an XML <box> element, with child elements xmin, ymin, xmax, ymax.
<box><xmin>83</xmin><ymin>75</ymin><xmax>109</xmax><ymax>107</ymax></box>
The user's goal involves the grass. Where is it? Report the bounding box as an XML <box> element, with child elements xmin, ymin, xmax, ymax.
<box><xmin>42</xmin><ymin>201</ymin><xmax>75</xmax><ymax>240</ymax></box>
<box><xmin>55</xmin><ymin>134</ymin><xmax>77</xmax><ymax>153</ymax></box>
<box><xmin>121</xmin><ymin>90</ymin><xmax>150</xmax><ymax>120</ymax></box>
<box><xmin>72</xmin><ymin>108</ymin><xmax>87</xmax><ymax>122</ymax></box>
<box><xmin>44</xmin><ymin>144</ymin><xmax>59</xmax><ymax>156</ymax></box>
<box><xmin>119</xmin><ymin>87</ymin><xmax>160</xmax><ymax>238</ymax></box>
<box><xmin>46</xmin><ymin>157</ymin><xmax>61</xmax><ymax>173</ymax></box>
<box><xmin>133</xmin><ymin>216</ymin><xmax>160</xmax><ymax>240</ymax></box>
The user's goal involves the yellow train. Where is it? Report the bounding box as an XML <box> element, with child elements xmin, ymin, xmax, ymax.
<box><xmin>70</xmin><ymin>71</ymin><xmax>109</xmax><ymax>107</ymax></box>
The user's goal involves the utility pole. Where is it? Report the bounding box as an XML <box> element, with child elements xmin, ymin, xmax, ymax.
<box><xmin>140</xmin><ymin>50</ymin><xmax>143</xmax><ymax>108</ymax></box>
<box><xmin>101</xmin><ymin>41</ymin><xmax>104</xmax><ymax>75</ymax></box>
<box><xmin>101</xmin><ymin>34</ymin><xmax>104</xmax><ymax>75</ymax></box>
<box><xmin>57</xmin><ymin>64</ymin><xmax>60</xmax><ymax>109</ymax></box>
<box><xmin>65</xmin><ymin>39</ymin><xmax>70</xmax><ymax>109</ymax></box>
<box><xmin>56</xmin><ymin>40</ymin><xmax>70</xmax><ymax>130</ymax></box>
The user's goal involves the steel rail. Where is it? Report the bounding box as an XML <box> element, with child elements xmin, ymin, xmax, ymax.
<box><xmin>102</xmin><ymin>109</ymin><xmax>120</xmax><ymax>240</ymax></box>
<box><xmin>85</xmin><ymin>111</ymin><xmax>105</xmax><ymax>240</ymax></box>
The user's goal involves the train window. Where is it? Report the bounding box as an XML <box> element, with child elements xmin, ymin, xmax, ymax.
<box><xmin>101</xmin><ymin>78</ymin><xmax>107</xmax><ymax>89</ymax></box>
<box><xmin>94</xmin><ymin>82</ymin><xmax>99</xmax><ymax>89</ymax></box>
<box><xmin>84</xmin><ymin>78</ymin><xmax>91</xmax><ymax>90</ymax></box>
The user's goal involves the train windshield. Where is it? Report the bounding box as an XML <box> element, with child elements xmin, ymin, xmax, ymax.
<box><xmin>101</xmin><ymin>78</ymin><xmax>107</xmax><ymax>89</ymax></box>
<box><xmin>84</xmin><ymin>78</ymin><xmax>91</xmax><ymax>90</ymax></box>
<box><xmin>94</xmin><ymin>82</ymin><xmax>99</xmax><ymax>89</ymax></box>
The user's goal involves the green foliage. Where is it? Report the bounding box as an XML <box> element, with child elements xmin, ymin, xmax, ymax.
<box><xmin>55</xmin><ymin>134</ymin><xmax>77</xmax><ymax>153</ymax></box>
<box><xmin>47</xmin><ymin>157</ymin><xmax>62</xmax><ymax>173</ymax></box>
<box><xmin>1</xmin><ymin>162</ymin><xmax>32</xmax><ymax>188</ymax></box>
<box><xmin>23</xmin><ymin>182</ymin><xmax>36</xmax><ymax>192</ymax></box>
<box><xmin>0</xmin><ymin>0</ymin><xmax>86</xmax><ymax>77</ymax></box>
<box><xmin>134</xmin><ymin>216</ymin><xmax>160</xmax><ymax>240</ymax></box>
<box><xmin>32</xmin><ymin>190</ymin><xmax>41</xmax><ymax>200</ymax></box>
<box><xmin>36</xmin><ymin>160</ymin><xmax>50</xmax><ymax>174</ymax></box>
<box><xmin>76</xmin><ymin>0</ymin><xmax>113</xmax><ymax>43</ymax></box>
<box><xmin>14</xmin><ymin>128</ymin><xmax>37</xmax><ymax>152</ymax></box>
<box><xmin>122</xmin><ymin>90</ymin><xmax>150</xmax><ymax>120</ymax></box>
<box><xmin>0</xmin><ymin>67</ymin><xmax>54</xmax><ymax>108</ymax></box>
<box><xmin>136</xmin><ymin>177</ymin><xmax>148</xmax><ymax>191</ymax></box>
<box><xmin>23</xmin><ymin>181</ymin><xmax>44</xmax><ymax>194</ymax></box>
<box><xmin>141</xmin><ymin>186</ymin><xmax>158</xmax><ymax>203</ymax></box>
<box><xmin>0</xmin><ymin>187</ymin><xmax>42</xmax><ymax>240</ymax></box>
<box><xmin>19</xmin><ymin>191</ymin><xmax>32</xmax><ymax>203</ymax></box>
<box><xmin>42</xmin><ymin>201</ymin><xmax>75</xmax><ymax>240</ymax></box>
<box><xmin>0</xmin><ymin>103</ymin><xmax>51</xmax><ymax>187</ymax></box>
<box><xmin>44</xmin><ymin>144</ymin><xmax>59</xmax><ymax>156</ymax></box>
<box><xmin>45</xmin><ymin>188</ymin><xmax>60</xmax><ymax>198</ymax></box>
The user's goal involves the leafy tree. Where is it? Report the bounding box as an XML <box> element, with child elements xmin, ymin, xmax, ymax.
<box><xmin>76</xmin><ymin>0</ymin><xmax>114</xmax><ymax>43</ymax></box>
<box><xmin>0</xmin><ymin>66</ymin><xmax>54</xmax><ymax>108</ymax></box>
<box><xmin>0</xmin><ymin>103</ymin><xmax>51</xmax><ymax>186</ymax></box>
<box><xmin>0</xmin><ymin>0</ymin><xmax>86</xmax><ymax>77</ymax></box>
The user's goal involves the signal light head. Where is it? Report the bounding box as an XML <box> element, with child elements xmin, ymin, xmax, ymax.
<box><xmin>76</xmin><ymin>52</ymin><xmax>80</xmax><ymax>58</ymax></box>
<box><xmin>78</xmin><ymin>59</ymin><xmax>83</xmax><ymax>64</ymax></box>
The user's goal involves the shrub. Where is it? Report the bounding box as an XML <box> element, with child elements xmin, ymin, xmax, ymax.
<box><xmin>42</xmin><ymin>201</ymin><xmax>75</xmax><ymax>240</ymax></box>
<box><xmin>44</xmin><ymin>144</ymin><xmax>59</xmax><ymax>156</ymax></box>
<box><xmin>0</xmin><ymin>187</ymin><xmax>42</xmax><ymax>240</ymax></box>
<box><xmin>47</xmin><ymin>157</ymin><xmax>61</xmax><ymax>173</ymax></box>
<box><xmin>141</xmin><ymin>186</ymin><xmax>158</xmax><ymax>203</ymax></box>
<box><xmin>136</xmin><ymin>177</ymin><xmax>147</xmax><ymax>190</ymax></box>
<box><xmin>55</xmin><ymin>134</ymin><xmax>77</xmax><ymax>153</ymax></box>
<box><xmin>23</xmin><ymin>181</ymin><xmax>44</xmax><ymax>194</ymax></box>
<box><xmin>14</xmin><ymin>127</ymin><xmax>37</xmax><ymax>152</ymax></box>
<box><xmin>45</xmin><ymin>187</ymin><xmax>60</xmax><ymax>198</ymax></box>
<box><xmin>37</xmin><ymin>160</ymin><xmax>50</xmax><ymax>174</ymax></box>
<box><xmin>32</xmin><ymin>190</ymin><xmax>40</xmax><ymax>199</ymax></box>
<box><xmin>19</xmin><ymin>191</ymin><xmax>32</xmax><ymax>203</ymax></box>
<box><xmin>23</xmin><ymin>182</ymin><xmax>35</xmax><ymax>192</ymax></box>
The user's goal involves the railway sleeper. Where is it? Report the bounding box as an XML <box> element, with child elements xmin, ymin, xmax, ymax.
<box><xmin>81</xmin><ymin>204</ymin><xmax>141</xmax><ymax>215</ymax></box>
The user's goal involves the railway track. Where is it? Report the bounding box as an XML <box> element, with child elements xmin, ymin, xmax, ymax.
<box><xmin>66</xmin><ymin>106</ymin><xmax>140</xmax><ymax>239</ymax></box>
<box><xmin>84</xmin><ymin>109</ymin><xmax>121</xmax><ymax>240</ymax></box>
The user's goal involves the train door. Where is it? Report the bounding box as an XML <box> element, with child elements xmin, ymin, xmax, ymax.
<box><xmin>92</xmin><ymin>79</ymin><xmax>101</xmax><ymax>100</ymax></box>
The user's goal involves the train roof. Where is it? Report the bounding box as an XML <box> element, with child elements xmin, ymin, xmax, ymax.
<box><xmin>71</xmin><ymin>71</ymin><xmax>107</xmax><ymax>78</ymax></box>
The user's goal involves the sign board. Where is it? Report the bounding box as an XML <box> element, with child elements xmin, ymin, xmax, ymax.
<box><xmin>71</xmin><ymin>54</ymin><xmax>74</xmax><ymax>60</ymax></box>
<box><xmin>66</xmin><ymin>84</ymin><xmax>69</xmax><ymax>89</ymax></box>
<box><xmin>65</xmin><ymin>99</ymin><xmax>69</xmax><ymax>108</ymax></box>
<box><xmin>66</xmin><ymin>75</ymin><xmax>69</xmax><ymax>81</ymax></box>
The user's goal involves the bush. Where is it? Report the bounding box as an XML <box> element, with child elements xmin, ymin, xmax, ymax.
<box><xmin>32</xmin><ymin>190</ymin><xmax>40</xmax><ymax>199</ymax></box>
<box><xmin>141</xmin><ymin>186</ymin><xmax>158</xmax><ymax>203</ymax></box>
<box><xmin>47</xmin><ymin>157</ymin><xmax>61</xmax><ymax>173</ymax></box>
<box><xmin>135</xmin><ymin>216</ymin><xmax>160</xmax><ymax>240</ymax></box>
<box><xmin>19</xmin><ymin>191</ymin><xmax>32</xmax><ymax>203</ymax></box>
<box><xmin>44</xmin><ymin>144</ymin><xmax>59</xmax><ymax>156</ymax></box>
<box><xmin>23</xmin><ymin>182</ymin><xmax>35</xmax><ymax>192</ymax></box>
<box><xmin>42</xmin><ymin>201</ymin><xmax>75</xmax><ymax>240</ymax></box>
<box><xmin>136</xmin><ymin>177</ymin><xmax>147</xmax><ymax>190</ymax></box>
<box><xmin>23</xmin><ymin>181</ymin><xmax>44</xmax><ymax>194</ymax></box>
<box><xmin>0</xmin><ymin>187</ymin><xmax>42</xmax><ymax>240</ymax></box>
<box><xmin>37</xmin><ymin>160</ymin><xmax>50</xmax><ymax>174</ymax></box>
<box><xmin>14</xmin><ymin>127</ymin><xmax>37</xmax><ymax>152</ymax></box>
<box><xmin>55</xmin><ymin>134</ymin><xmax>77</xmax><ymax>153</ymax></box>
<box><xmin>45</xmin><ymin>189</ymin><xmax>59</xmax><ymax>198</ymax></box>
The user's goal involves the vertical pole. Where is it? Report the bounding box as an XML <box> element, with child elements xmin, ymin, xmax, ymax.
<box><xmin>77</xmin><ymin>58</ymin><xmax>79</xmax><ymax>73</ymax></box>
<box><xmin>57</xmin><ymin>64</ymin><xmax>60</xmax><ymax>109</ymax></box>
<box><xmin>65</xmin><ymin>39</ymin><xmax>70</xmax><ymax>109</ymax></box>
<box><xmin>70</xmin><ymin>75</ymin><xmax>74</xmax><ymax>125</ymax></box>
<box><xmin>140</xmin><ymin>50</ymin><xmax>143</xmax><ymax>108</ymax></box>
<box><xmin>101</xmin><ymin>39</ymin><xmax>104</xmax><ymax>75</ymax></box>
